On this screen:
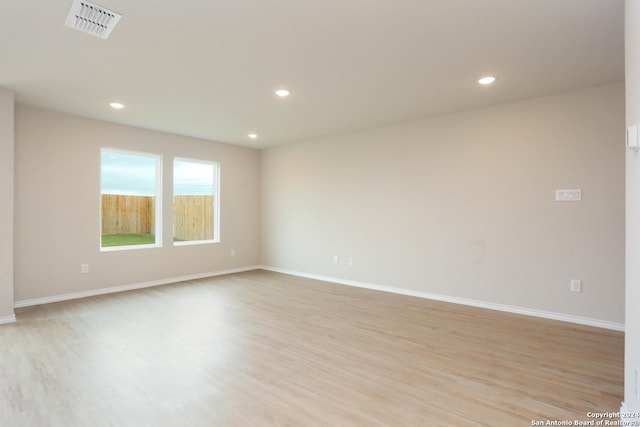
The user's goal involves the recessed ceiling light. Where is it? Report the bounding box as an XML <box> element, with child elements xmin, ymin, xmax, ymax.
<box><xmin>274</xmin><ymin>89</ymin><xmax>290</xmax><ymax>97</ymax></box>
<box><xmin>248</xmin><ymin>133</ymin><xmax>258</xmax><ymax>139</ymax></box>
<box><xmin>478</xmin><ymin>76</ymin><xmax>496</xmax><ymax>85</ymax></box>
<box><xmin>109</xmin><ymin>102</ymin><xmax>125</xmax><ymax>109</ymax></box>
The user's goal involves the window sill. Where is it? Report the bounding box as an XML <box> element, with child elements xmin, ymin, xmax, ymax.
<box><xmin>100</xmin><ymin>243</ymin><xmax>162</xmax><ymax>252</ymax></box>
<box><xmin>173</xmin><ymin>240</ymin><xmax>218</xmax><ymax>247</ymax></box>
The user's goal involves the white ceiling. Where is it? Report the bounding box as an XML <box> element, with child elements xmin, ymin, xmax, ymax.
<box><xmin>0</xmin><ymin>0</ymin><xmax>624</xmax><ymax>148</ymax></box>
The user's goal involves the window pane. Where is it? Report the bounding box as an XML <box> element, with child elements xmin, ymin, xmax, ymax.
<box><xmin>173</xmin><ymin>159</ymin><xmax>218</xmax><ymax>243</ymax></box>
<box><xmin>101</xmin><ymin>149</ymin><xmax>160</xmax><ymax>249</ymax></box>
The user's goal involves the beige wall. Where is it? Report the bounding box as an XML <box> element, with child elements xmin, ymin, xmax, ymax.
<box><xmin>625</xmin><ymin>0</ymin><xmax>640</xmax><ymax>413</ymax></box>
<box><xmin>9</xmin><ymin>82</ymin><xmax>627</xmax><ymax>327</ymax></box>
<box><xmin>260</xmin><ymin>83</ymin><xmax>625</xmax><ymax>324</ymax></box>
<box><xmin>0</xmin><ymin>88</ymin><xmax>15</xmax><ymax>321</ymax></box>
<box><xmin>14</xmin><ymin>106</ymin><xmax>260</xmax><ymax>301</ymax></box>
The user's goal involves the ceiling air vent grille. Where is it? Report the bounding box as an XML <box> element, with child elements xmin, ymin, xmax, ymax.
<box><xmin>64</xmin><ymin>0</ymin><xmax>121</xmax><ymax>39</ymax></box>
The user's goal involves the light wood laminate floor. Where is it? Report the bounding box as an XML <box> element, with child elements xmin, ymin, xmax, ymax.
<box><xmin>0</xmin><ymin>270</ymin><xmax>624</xmax><ymax>426</ymax></box>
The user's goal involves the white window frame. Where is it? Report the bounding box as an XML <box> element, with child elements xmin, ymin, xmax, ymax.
<box><xmin>173</xmin><ymin>157</ymin><xmax>220</xmax><ymax>246</ymax></box>
<box><xmin>100</xmin><ymin>148</ymin><xmax>163</xmax><ymax>252</ymax></box>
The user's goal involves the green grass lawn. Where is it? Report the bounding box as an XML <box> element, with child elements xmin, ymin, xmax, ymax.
<box><xmin>101</xmin><ymin>233</ymin><xmax>184</xmax><ymax>247</ymax></box>
<box><xmin>101</xmin><ymin>233</ymin><xmax>156</xmax><ymax>247</ymax></box>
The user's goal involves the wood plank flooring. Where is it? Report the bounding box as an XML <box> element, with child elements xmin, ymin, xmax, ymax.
<box><xmin>0</xmin><ymin>270</ymin><xmax>624</xmax><ymax>426</ymax></box>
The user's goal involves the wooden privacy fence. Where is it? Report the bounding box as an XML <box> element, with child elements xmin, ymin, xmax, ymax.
<box><xmin>101</xmin><ymin>194</ymin><xmax>214</xmax><ymax>241</ymax></box>
<box><xmin>101</xmin><ymin>194</ymin><xmax>154</xmax><ymax>235</ymax></box>
<box><xmin>173</xmin><ymin>195</ymin><xmax>214</xmax><ymax>241</ymax></box>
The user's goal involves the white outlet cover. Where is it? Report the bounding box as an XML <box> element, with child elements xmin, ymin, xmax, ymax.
<box><xmin>570</xmin><ymin>279</ymin><xmax>582</xmax><ymax>292</ymax></box>
<box><xmin>627</xmin><ymin>124</ymin><xmax>639</xmax><ymax>150</ymax></box>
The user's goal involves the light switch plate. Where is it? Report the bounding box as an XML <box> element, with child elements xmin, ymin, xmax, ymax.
<box><xmin>555</xmin><ymin>189</ymin><xmax>582</xmax><ymax>202</ymax></box>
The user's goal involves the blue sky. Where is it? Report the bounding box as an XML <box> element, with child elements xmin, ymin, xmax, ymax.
<box><xmin>174</xmin><ymin>159</ymin><xmax>215</xmax><ymax>195</ymax></box>
<box><xmin>101</xmin><ymin>151</ymin><xmax>214</xmax><ymax>196</ymax></box>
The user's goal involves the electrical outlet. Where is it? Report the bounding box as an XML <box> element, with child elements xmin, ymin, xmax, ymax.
<box><xmin>570</xmin><ymin>279</ymin><xmax>582</xmax><ymax>292</ymax></box>
<box><xmin>348</xmin><ymin>258</ymin><xmax>354</xmax><ymax>266</ymax></box>
<box><xmin>332</xmin><ymin>255</ymin><xmax>339</xmax><ymax>264</ymax></box>
<box><xmin>230</xmin><ymin>249</ymin><xmax>236</xmax><ymax>257</ymax></box>
<box><xmin>627</xmin><ymin>124</ymin><xmax>640</xmax><ymax>150</ymax></box>
<box><xmin>81</xmin><ymin>264</ymin><xmax>89</xmax><ymax>274</ymax></box>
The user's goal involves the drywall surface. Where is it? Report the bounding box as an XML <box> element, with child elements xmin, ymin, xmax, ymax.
<box><xmin>14</xmin><ymin>106</ymin><xmax>260</xmax><ymax>301</ymax></box>
<box><xmin>625</xmin><ymin>0</ymin><xmax>640</xmax><ymax>413</ymax></box>
<box><xmin>0</xmin><ymin>88</ymin><xmax>14</xmax><ymax>321</ymax></box>
<box><xmin>261</xmin><ymin>83</ymin><xmax>625</xmax><ymax>324</ymax></box>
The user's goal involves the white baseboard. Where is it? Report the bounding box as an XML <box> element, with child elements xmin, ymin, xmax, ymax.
<box><xmin>258</xmin><ymin>266</ymin><xmax>625</xmax><ymax>331</ymax></box>
<box><xmin>0</xmin><ymin>314</ymin><xmax>16</xmax><ymax>324</ymax></box>
<box><xmin>12</xmin><ymin>264</ymin><xmax>625</xmax><ymax>332</ymax></box>
<box><xmin>14</xmin><ymin>265</ymin><xmax>260</xmax><ymax>308</ymax></box>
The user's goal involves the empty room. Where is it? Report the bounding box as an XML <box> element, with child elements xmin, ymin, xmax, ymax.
<box><xmin>1</xmin><ymin>0</ymin><xmax>639</xmax><ymax>426</ymax></box>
